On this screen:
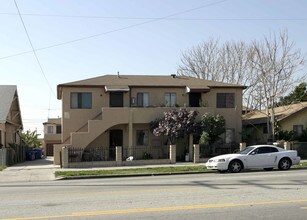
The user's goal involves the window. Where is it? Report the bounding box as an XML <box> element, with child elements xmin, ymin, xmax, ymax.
<box><xmin>56</xmin><ymin>125</ymin><xmax>62</xmax><ymax>134</ymax></box>
<box><xmin>137</xmin><ymin>93</ymin><xmax>149</xmax><ymax>107</ymax></box>
<box><xmin>293</xmin><ymin>125</ymin><xmax>303</xmax><ymax>136</ymax></box>
<box><xmin>251</xmin><ymin>146</ymin><xmax>278</xmax><ymax>154</ymax></box>
<box><xmin>216</xmin><ymin>93</ymin><xmax>235</xmax><ymax>108</ymax></box>
<box><xmin>47</xmin><ymin>126</ymin><xmax>53</xmax><ymax>134</ymax></box>
<box><xmin>71</xmin><ymin>92</ymin><xmax>92</xmax><ymax>109</ymax></box>
<box><xmin>136</xmin><ymin>130</ymin><xmax>149</xmax><ymax>146</ymax></box>
<box><xmin>165</xmin><ymin>93</ymin><xmax>176</xmax><ymax>107</ymax></box>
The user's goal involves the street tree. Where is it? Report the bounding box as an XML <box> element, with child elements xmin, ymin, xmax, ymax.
<box><xmin>178</xmin><ymin>30</ymin><xmax>306</xmax><ymax>142</ymax></box>
<box><xmin>250</xmin><ymin>31</ymin><xmax>305</xmax><ymax>141</ymax></box>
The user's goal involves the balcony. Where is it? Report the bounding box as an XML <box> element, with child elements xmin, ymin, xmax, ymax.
<box><xmin>101</xmin><ymin>106</ymin><xmax>216</xmax><ymax>124</ymax></box>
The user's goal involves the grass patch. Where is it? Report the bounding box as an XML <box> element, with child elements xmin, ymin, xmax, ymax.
<box><xmin>55</xmin><ymin>161</ymin><xmax>307</xmax><ymax>178</ymax></box>
<box><xmin>292</xmin><ymin>161</ymin><xmax>307</xmax><ymax>168</ymax></box>
<box><xmin>55</xmin><ymin>166</ymin><xmax>207</xmax><ymax>177</ymax></box>
<box><xmin>0</xmin><ymin>166</ymin><xmax>6</xmax><ymax>171</ymax></box>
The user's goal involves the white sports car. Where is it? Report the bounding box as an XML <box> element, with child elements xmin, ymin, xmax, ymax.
<box><xmin>205</xmin><ymin>145</ymin><xmax>301</xmax><ymax>173</ymax></box>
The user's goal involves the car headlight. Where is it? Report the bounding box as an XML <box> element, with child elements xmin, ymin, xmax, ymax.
<box><xmin>214</xmin><ymin>159</ymin><xmax>226</xmax><ymax>162</ymax></box>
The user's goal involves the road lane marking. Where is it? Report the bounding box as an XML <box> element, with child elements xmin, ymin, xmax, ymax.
<box><xmin>3</xmin><ymin>199</ymin><xmax>307</xmax><ymax>220</ymax></box>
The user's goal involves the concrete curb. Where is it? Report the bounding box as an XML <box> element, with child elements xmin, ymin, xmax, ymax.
<box><xmin>56</xmin><ymin>171</ymin><xmax>210</xmax><ymax>180</ymax></box>
<box><xmin>55</xmin><ymin>167</ymin><xmax>307</xmax><ymax>180</ymax></box>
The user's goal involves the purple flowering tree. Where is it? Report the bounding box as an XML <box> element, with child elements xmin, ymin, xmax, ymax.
<box><xmin>150</xmin><ymin>108</ymin><xmax>199</xmax><ymax>145</ymax></box>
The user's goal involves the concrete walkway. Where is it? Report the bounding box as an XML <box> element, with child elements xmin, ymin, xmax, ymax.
<box><xmin>0</xmin><ymin>157</ymin><xmax>204</xmax><ymax>183</ymax></box>
<box><xmin>0</xmin><ymin>157</ymin><xmax>60</xmax><ymax>183</ymax></box>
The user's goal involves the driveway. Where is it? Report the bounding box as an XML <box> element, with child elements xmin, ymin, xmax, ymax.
<box><xmin>0</xmin><ymin>157</ymin><xmax>60</xmax><ymax>183</ymax></box>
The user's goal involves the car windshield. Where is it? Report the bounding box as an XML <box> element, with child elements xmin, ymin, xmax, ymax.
<box><xmin>236</xmin><ymin>146</ymin><xmax>255</xmax><ymax>155</ymax></box>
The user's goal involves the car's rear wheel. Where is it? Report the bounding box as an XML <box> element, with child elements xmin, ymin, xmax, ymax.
<box><xmin>228</xmin><ymin>160</ymin><xmax>243</xmax><ymax>173</ymax></box>
<box><xmin>264</xmin><ymin>168</ymin><xmax>274</xmax><ymax>171</ymax></box>
<box><xmin>278</xmin><ymin>158</ymin><xmax>291</xmax><ymax>170</ymax></box>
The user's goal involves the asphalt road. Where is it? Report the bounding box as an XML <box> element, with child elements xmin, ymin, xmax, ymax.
<box><xmin>0</xmin><ymin>169</ymin><xmax>307</xmax><ymax>220</ymax></box>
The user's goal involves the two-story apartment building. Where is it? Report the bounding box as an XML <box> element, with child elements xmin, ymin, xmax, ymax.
<box><xmin>42</xmin><ymin>118</ymin><xmax>62</xmax><ymax>156</ymax></box>
<box><xmin>56</xmin><ymin>74</ymin><xmax>245</xmax><ymax>165</ymax></box>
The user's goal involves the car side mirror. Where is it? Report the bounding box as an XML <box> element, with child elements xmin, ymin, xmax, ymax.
<box><xmin>250</xmin><ymin>151</ymin><xmax>256</xmax><ymax>155</ymax></box>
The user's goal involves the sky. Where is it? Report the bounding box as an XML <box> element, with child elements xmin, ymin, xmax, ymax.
<box><xmin>1</xmin><ymin>0</ymin><xmax>307</xmax><ymax>137</ymax></box>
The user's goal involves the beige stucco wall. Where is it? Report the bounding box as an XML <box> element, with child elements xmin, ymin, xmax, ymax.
<box><xmin>60</xmin><ymin>85</ymin><xmax>243</xmax><ymax>148</ymax></box>
<box><xmin>279</xmin><ymin>110</ymin><xmax>307</xmax><ymax>131</ymax></box>
<box><xmin>130</xmin><ymin>87</ymin><xmax>187</xmax><ymax>107</ymax></box>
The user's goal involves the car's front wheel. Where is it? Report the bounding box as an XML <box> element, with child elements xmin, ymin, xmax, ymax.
<box><xmin>228</xmin><ymin>160</ymin><xmax>243</xmax><ymax>173</ymax></box>
<box><xmin>278</xmin><ymin>158</ymin><xmax>291</xmax><ymax>170</ymax></box>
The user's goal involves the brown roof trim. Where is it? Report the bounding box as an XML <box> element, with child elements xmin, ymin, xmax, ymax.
<box><xmin>57</xmin><ymin>85</ymin><xmax>105</xmax><ymax>99</ymax></box>
<box><xmin>209</xmin><ymin>85</ymin><xmax>248</xmax><ymax>89</ymax></box>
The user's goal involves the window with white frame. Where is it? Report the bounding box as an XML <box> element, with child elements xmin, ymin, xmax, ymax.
<box><xmin>47</xmin><ymin>126</ymin><xmax>53</xmax><ymax>134</ymax></box>
<box><xmin>137</xmin><ymin>93</ymin><xmax>149</xmax><ymax>107</ymax></box>
<box><xmin>164</xmin><ymin>93</ymin><xmax>176</xmax><ymax>107</ymax></box>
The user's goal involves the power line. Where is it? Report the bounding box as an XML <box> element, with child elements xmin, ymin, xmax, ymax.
<box><xmin>1</xmin><ymin>12</ymin><xmax>307</xmax><ymax>21</ymax></box>
<box><xmin>13</xmin><ymin>0</ymin><xmax>56</xmax><ymax>98</ymax></box>
<box><xmin>1</xmin><ymin>0</ymin><xmax>229</xmax><ymax>60</ymax></box>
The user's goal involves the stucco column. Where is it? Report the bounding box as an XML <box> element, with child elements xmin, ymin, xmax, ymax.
<box><xmin>170</xmin><ymin>144</ymin><xmax>176</xmax><ymax>164</ymax></box>
<box><xmin>61</xmin><ymin>146</ymin><xmax>69</xmax><ymax>168</ymax></box>
<box><xmin>240</xmin><ymin>143</ymin><xmax>246</xmax><ymax>151</ymax></box>
<box><xmin>116</xmin><ymin>146</ymin><xmax>122</xmax><ymax>166</ymax></box>
<box><xmin>0</xmin><ymin>148</ymin><xmax>7</xmax><ymax>166</ymax></box>
<box><xmin>128</xmin><ymin>109</ymin><xmax>133</xmax><ymax>156</ymax></box>
<box><xmin>189</xmin><ymin>134</ymin><xmax>193</xmax><ymax>161</ymax></box>
<box><xmin>284</xmin><ymin>142</ymin><xmax>291</xmax><ymax>150</ymax></box>
<box><xmin>193</xmin><ymin>144</ymin><xmax>200</xmax><ymax>163</ymax></box>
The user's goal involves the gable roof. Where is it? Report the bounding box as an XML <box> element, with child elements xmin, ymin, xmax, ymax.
<box><xmin>43</xmin><ymin>118</ymin><xmax>61</xmax><ymax>125</ymax></box>
<box><xmin>57</xmin><ymin>74</ymin><xmax>246</xmax><ymax>99</ymax></box>
<box><xmin>0</xmin><ymin>85</ymin><xmax>17</xmax><ymax>123</ymax></box>
<box><xmin>0</xmin><ymin>85</ymin><xmax>23</xmax><ymax>128</ymax></box>
<box><xmin>242</xmin><ymin>102</ymin><xmax>307</xmax><ymax>125</ymax></box>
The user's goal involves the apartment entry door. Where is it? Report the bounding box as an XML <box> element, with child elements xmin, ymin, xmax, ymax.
<box><xmin>189</xmin><ymin>92</ymin><xmax>201</xmax><ymax>107</ymax></box>
<box><xmin>109</xmin><ymin>129</ymin><xmax>123</xmax><ymax>159</ymax></box>
<box><xmin>109</xmin><ymin>92</ymin><xmax>124</xmax><ymax>107</ymax></box>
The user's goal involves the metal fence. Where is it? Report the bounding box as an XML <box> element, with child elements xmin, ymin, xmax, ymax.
<box><xmin>68</xmin><ymin>147</ymin><xmax>116</xmax><ymax>162</ymax></box>
<box><xmin>200</xmin><ymin>142</ymin><xmax>239</xmax><ymax>158</ymax></box>
<box><xmin>291</xmin><ymin>142</ymin><xmax>307</xmax><ymax>159</ymax></box>
<box><xmin>122</xmin><ymin>146</ymin><xmax>169</xmax><ymax>161</ymax></box>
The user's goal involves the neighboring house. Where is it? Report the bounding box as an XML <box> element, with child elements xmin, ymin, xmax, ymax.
<box><xmin>0</xmin><ymin>85</ymin><xmax>24</xmax><ymax>165</ymax></box>
<box><xmin>55</xmin><ymin>74</ymin><xmax>245</xmax><ymax>165</ymax></box>
<box><xmin>42</xmin><ymin>118</ymin><xmax>62</xmax><ymax>156</ymax></box>
<box><xmin>242</xmin><ymin>102</ymin><xmax>307</xmax><ymax>144</ymax></box>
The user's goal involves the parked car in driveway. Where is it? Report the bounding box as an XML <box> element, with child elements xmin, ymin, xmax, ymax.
<box><xmin>205</xmin><ymin>145</ymin><xmax>301</xmax><ymax>173</ymax></box>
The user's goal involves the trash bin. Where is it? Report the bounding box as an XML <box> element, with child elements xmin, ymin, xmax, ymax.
<box><xmin>33</xmin><ymin>148</ymin><xmax>42</xmax><ymax>159</ymax></box>
<box><xmin>26</xmin><ymin>150</ymin><xmax>35</xmax><ymax>161</ymax></box>
<box><xmin>185</xmin><ymin>153</ymin><xmax>189</xmax><ymax>162</ymax></box>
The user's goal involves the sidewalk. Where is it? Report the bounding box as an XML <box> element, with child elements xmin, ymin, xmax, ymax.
<box><xmin>0</xmin><ymin>157</ymin><xmax>204</xmax><ymax>183</ymax></box>
<box><xmin>1</xmin><ymin>157</ymin><xmax>306</xmax><ymax>183</ymax></box>
<box><xmin>0</xmin><ymin>157</ymin><xmax>60</xmax><ymax>183</ymax></box>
